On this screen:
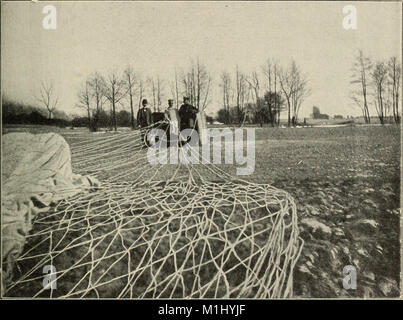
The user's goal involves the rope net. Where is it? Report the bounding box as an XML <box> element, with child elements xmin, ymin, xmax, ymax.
<box><xmin>4</xmin><ymin>126</ymin><xmax>303</xmax><ymax>298</ymax></box>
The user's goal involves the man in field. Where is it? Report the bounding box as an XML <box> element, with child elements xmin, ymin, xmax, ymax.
<box><xmin>162</xmin><ymin>99</ymin><xmax>178</xmax><ymax>145</ymax></box>
<box><xmin>137</xmin><ymin>99</ymin><xmax>153</xmax><ymax>146</ymax></box>
<box><xmin>164</xmin><ymin>99</ymin><xmax>175</xmax><ymax>121</ymax></box>
<box><xmin>137</xmin><ymin>99</ymin><xmax>152</xmax><ymax>128</ymax></box>
<box><xmin>179</xmin><ymin>96</ymin><xmax>198</xmax><ymax>130</ymax></box>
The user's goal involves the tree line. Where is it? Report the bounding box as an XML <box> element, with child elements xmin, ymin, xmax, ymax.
<box><xmin>2</xmin><ymin>97</ymin><xmax>70</xmax><ymax>127</ymax></box>
<box><xmin>75</xmin><ymin>51</ymin><xmax>400</xmax><ymax>129</ymax></box>
<box><xmin>350</xmin><ymin>50</ymin><xmax>401</xmax><ymax>124</ymax></box>
<box><xmin>3</xmin><ymin>52</ymin><xmax>400</xmax><ymax>129</ymax></box>
<box><xmin>217</xmin><ymin>59</ymin><xmax>310</xmax><ymax>127</ymax></box>
<box><xmin>76</xmin><ymin>59</ymin><xmax>212</xmax><ymax>132</ymax></box>
<box><xmin>77</xmin><ymin>58</ymin><xmax>312</xmax><ymax>131</ymax></box>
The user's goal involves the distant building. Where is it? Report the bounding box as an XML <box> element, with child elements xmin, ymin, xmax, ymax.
<box><xmin>311</xmin><ymin>106</ymin><xmax>329</xmax><ymax>119</ymax></box>
<box><xmin>334</xmin><ymin>115</ymin><xmax>343</xmax><ymax>119</ymax></box>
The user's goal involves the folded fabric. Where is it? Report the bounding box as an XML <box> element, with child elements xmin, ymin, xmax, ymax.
<box><xmin>1</xmin><ymin>132</ymin><xmax>99</xmax><ymax>293</ymax></box>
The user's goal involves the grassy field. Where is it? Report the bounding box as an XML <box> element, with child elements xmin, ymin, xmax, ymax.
<box><xmin>2</xmin><ymin>124</ymin><xmax>401</xmax><ymax>298</ymax></box>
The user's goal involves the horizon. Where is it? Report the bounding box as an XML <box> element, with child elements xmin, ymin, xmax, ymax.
<box><xmin>1</xmin><ymin>1</ymin><xmax>401</xmax><ymax>119</ymax></box>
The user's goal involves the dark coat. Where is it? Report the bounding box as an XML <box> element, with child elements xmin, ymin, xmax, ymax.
<box><xmin>137</xmin><ymin>107</ymin><xmax>152</xmax><ymax>127</ymax></box>
<box><xmin>179</xmin><ymin>103</ymin><xmax>198</xmax><ymax>129</ymax></box>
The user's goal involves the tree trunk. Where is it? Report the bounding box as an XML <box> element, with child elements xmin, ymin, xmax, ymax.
<box><xmin>379</xmin><ymin>89</ymin><xmax>384</xmax><ymax>125</ymax></box>
<box><xmin>87</xmin><ymin>107</ymin><xmax>91</xmax><ymax>131</ymax></box>
<box><xmin>395</xmin><ymin>92</ymin><xmax>400</xmax><ymax>124</ymax></box>
<box><xmin>112</xmin><ymin>100</ymin><xmax>117</xmax><ymax>131</ymax></box>
<box><xmin>130</xmin><ymin>93</ymin><xmax>134</xmax><ymax>129</ymax></box>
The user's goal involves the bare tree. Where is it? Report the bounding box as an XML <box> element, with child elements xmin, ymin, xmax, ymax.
<box><xmin>262</xmin><ymin>59</ymin><xmax>280</xmax><ymax>125</ymax></box>
<box><xmin>137</xmin><ymin>77</ymin><xmax>144</xmax><ymax>111</ymax></box>
<box><xmin>246</xmin><ymin>71</ymin><xmax>260</xmax><ymax>105</ymax></box>
<box><xmin>182</xmin><ymin>59</ymin><xmax>212</xmax><ymax>110</ymax></box>
<box><xmin>170</xmin><ymin>68</ymin><xmax>180</xmax><ymax>108</ymax></box>
<box><xmin>38</xmin><ymin>81</ymin><xmax>58</xmax><ymax>119</ymax></box>
<box><xmin>279</xmin><ymin>61</ymin><xmax>309</xmax><ymax>126</ymax></box>
<box><xmin>220</xmin><ymin>70</ymin><xmax>232</xmax><ymax>124</ymax></box>
<box><xmin>124</xmin><ymin>66</ymin><xmax>138</xmax><ymax>129</ymax></box>
<box><xmin>371</xmin><ymin>61</ymin><xmax>389</xmax><ymax>124</ymax></box>
<box><xmin>147</xmin><ymin>77</ymin><xmax>157</xmax><ymax>112</ymax></box>
<box><xmin>146</xmin><ymin>76</ymin><xmax>165</xmax><ymax>112</ymax></box>
<box><xmin>235</xmin><ymin>65</ymin><xmax>248</xmax><ymax>124</ymax></box>
<box><xmin>103</xmin><ymin>71</ymin><xmax>128</xmax><ymax>131</ymax></box>
<box><xmin>246</xmin><ymin>71</ymin><xmax>262</xmax><ymax>126</ymax></box>
<box><xmin>278</xmin><ymin>66</ymin><xmax>293</xmax><ymax>126</ymax></box>
<box><xmin>156</xmin><ymin>76</ymin><xmax>164</xmax><ymax>112</ymax></box>
<box><xmin>89</xmin><ymin>72</ymin><xmax>106</xmax><ymax>131</ymax></box>
<box><xmin>387</xmin><ymin>56</ymin><xmax>401</xmax><ymax>124</ymax></box>
<box><xmin>290</xmin><ymin>62</ymin><xmax>310</xmax><ymax>125</ymax></box>
<box><xmin>182</xmin><ymin>70</ymin><xmax>192</xmax><ymax>105</ymax></box>
<box><xmin>77</xmin><ymin>79</ymin><xmax>91</xmax><ymax>129</ymax></box>
<box><xmin>350</xmin><ymin>50</ymin><xmax>372</xmax><ymax>123</ymax></box>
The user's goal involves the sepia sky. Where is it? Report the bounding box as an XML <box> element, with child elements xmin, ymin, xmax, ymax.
<box><xmin>1</xmin><ymin>1</ymin><xmax>401</xmax><ymax>118</ymax></box>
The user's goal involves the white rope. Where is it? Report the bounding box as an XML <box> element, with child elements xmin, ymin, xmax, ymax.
<box><xmin>5</xmin><ymin>126</ymin><xmax>303</xmax><ymax>298</ymax></box>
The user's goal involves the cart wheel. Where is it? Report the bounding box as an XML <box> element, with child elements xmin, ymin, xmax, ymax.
<box><xmin>144</xmin><ymin>128</ymin><xmax>160</xmax><ymax>147</ymax></box>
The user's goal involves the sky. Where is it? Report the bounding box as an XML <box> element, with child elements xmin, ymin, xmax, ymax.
<box><xmin>1</xmin><ymin>1</ymin><xmax>401</xmax><ymax>118</ymax></box>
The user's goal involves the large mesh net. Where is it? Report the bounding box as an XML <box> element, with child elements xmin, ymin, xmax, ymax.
<box><xmin>4</xmin><ymin>125</ymin><xmax>303</xmax><ymax>298</ymax></box>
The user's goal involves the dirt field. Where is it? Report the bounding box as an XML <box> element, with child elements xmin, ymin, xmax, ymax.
<box><xmin>252</xmin><ymin>125</ymin><xmax>401</xmax><ymax>297</ymax></box>
<box><xmin>2</xmin><ymin>124</ymin><xmax>401</xmax><ymax>298</ymax></box>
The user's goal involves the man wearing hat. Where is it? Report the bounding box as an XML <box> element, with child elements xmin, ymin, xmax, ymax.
<box><xmin>179</xmin><ymin>97</ymin><xmax>198</xmax><ymax>130</ymax></box>
<box><xmin>137</xmin><ymin>98</ymin><xmax>152</xmax><ymax>128</ymax></box>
